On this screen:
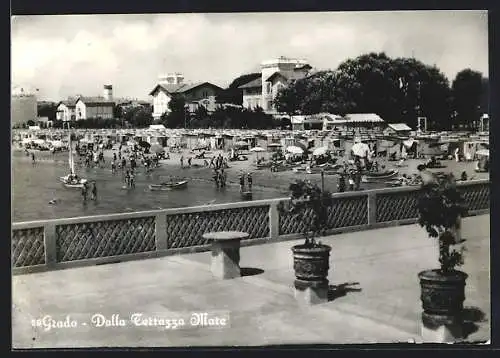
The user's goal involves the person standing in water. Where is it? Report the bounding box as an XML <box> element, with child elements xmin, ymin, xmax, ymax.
<box><xmin>81</xmin><ymin>182</ymin><xmax>88</xmax><ymax>202</ymax></box>
<box><xmin>129</xmin><ymin>171</ymin><xmax>135</xmax><ymax>188</ymax></box>
<box><xmin>90</xmin><ymin>182</ymin><xmax>98</xmax><ymax>201</ymax></box>
<box><xmin>239</xmin><ymin>173</ymin><xmax>245</xmax><ymax>192</ymax></box>
<box><xmin>247</xmin><ymin>173</ymin><xmax>253</xmax><ymax>191</ymax></box>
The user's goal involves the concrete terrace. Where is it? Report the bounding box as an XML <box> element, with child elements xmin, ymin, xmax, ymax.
<box><xmin>13</xmin><ymin>215</ymin><xmax>490</xmax><ymax>348</ymax></box>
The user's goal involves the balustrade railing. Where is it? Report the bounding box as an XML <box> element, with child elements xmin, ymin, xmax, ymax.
<box><xmin>12</xmin><ymin>179</ymin><xmax>490</xmax><ymax>274</ymax></box>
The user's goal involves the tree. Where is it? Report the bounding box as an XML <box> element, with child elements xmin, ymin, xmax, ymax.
<box><xmin>162</xmin><ymin>96</ymin><xmax>186</xmax><ymax>128</ymax></box>
<box><xmin>131</xmin><ymin>108</ymin><xmax>153</xmax><ymax>128</ymax></box>
<box><xmin>37</xmin><ymin>102</ymin><xmax>58</xmax><ymax>121</ymax></box>
<box><xmin>273</xmin><ymin>52</ymin><xmax>452</xmax><ymax>130</ymax></box>
<box><xmin>451</xmin><ymin>69</ymin><xmax>485</xmax><ymax>129</ymax></box>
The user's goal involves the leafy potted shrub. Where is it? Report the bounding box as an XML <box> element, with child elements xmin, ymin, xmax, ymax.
<box><xmin>416</xmin><ymin>173</ymin><xmax>468</xmax><ymax>340</ymax></box>
<box><xmin>280</xmin><ymin>179</ymin><xmax>334</xmax><ymax>297</ymax></box>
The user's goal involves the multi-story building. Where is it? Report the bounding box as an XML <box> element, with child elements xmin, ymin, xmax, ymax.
<box><xmin>238</xmin><ymin>56</ymin><xmax>312</xmax><ymax>113</ymax></box>
<box><xmin>149</xmin><ymin>73</ymin><xmax>222</xmax><ymax>120</ymax></box>
<box><xmin>56</xmin><ymin>98</ymin><xmax>77</xmax><ymax>122</ymax></box>
<box><xmin>75</xmin><ymin>97</ymin><xmax>114</xmax><ymax>120</ymax></box>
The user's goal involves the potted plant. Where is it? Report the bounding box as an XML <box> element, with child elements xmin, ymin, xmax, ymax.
<box><xmin>280</xmin><ymin>179</ymin><xmax>334</xmax><ymax>296</ymax></box>
<box><xmin>416</xmin><ymin>173</ymin><xmax>468</xmax><ymax>340</ymax></box>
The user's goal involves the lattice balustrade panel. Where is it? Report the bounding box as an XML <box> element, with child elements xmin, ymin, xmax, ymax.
<box><xmin>461</xmin><ymin>183</ymin><xmax>490</xmax><ymax>212</ymax></box>
<box><xmin>166</xmin><ymin>206</ymin><xmax>270</xmax><ymax>249</ymax></box>
<box><xmin>12</xmin><ymin>227</ymin><xmax>45</xmax><ymax>267</ymax></box>
<box><xmin>56</xmin><ymin>217</ymin><xmax>156</xmax><ymax>262</ymax></box>
<box><xmin>326</xmin><ymin>196</ymin><xmax>368</xmax><ymax>228</ymax></box>
<box><xmin>279</xmin><ymin>196</ymin><xmax>368</xmax><ymax>235</ymax></box>
<box><xmin>279</xmin><ymin>206</ymin><xmax>314</xmax><ymax>236</ymax></box>
<box><xmin>376</xmin><ymin>190</ymin><xmax>421</xmax><ymax>223</ymax></box>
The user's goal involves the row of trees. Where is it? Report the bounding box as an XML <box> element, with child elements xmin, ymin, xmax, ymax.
<box><xmin>273</xmin><ymin>52</ymin><xmax>488</xmax><ymax>131</ymax></box>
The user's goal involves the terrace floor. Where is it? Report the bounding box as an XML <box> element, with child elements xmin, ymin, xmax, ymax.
<box><xmin>12</xmin><ymin>215</ymin><xmax>490</xmax><ymax>348</ymax></box>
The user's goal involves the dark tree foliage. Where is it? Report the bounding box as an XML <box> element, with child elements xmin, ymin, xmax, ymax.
<box><xmin>451</xmin><ymin>69</ymin><xmax>485</xmax><ymax>129</ymax></box>
<box><xmin>273</xmin><ymin>52</ymin><xmax>455</xmax><ymax>130</ymax></box>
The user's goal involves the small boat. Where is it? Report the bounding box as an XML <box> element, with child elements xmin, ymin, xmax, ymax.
<box><xmin>149</xmin><ymin>180</ymin><xmax>188</xmax><ymax>191</ymax></box>
<box><xmin>60</xmin><ymin>135</ymin><xmax>88</xmax><ymax>189</ymax></box>
<box><xmin>362</xmin><ymin>169</ymin><xmax>399</xmax><ymax>182</ymax></box>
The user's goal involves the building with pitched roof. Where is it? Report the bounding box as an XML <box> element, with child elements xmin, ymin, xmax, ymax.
<box><xmin>149</xmin><ymin>74</ymin><xmax>223</xmax><ymax>119</ymax></box>
<box><xmin>56</xmin><ymin>98</ymin><xmax>78</xmax><ymax>122</ymax></box>
<box><xmin>75</xmin><ymin>96</ymin><xmax>114</xmax><ymax>120</ymax></box>
<box><xmin>238</xmin><ymin>56</ymin><xmax>312</xmax><ymax>113</ymax></box>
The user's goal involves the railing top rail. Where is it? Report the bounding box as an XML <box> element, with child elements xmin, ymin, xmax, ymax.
<box><xmin>12</xmin><ymin>179</ymin><xmax>489</xmax><ymax>229</ymax></box>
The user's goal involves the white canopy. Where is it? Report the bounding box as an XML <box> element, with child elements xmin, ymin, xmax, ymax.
<box><xmin>286</xmin><ymin>146</ymin><xmax>304</xmax><ymax>154</ymax></box>
<box><xmin>312</xmin><ymin>146</ymin><xmax>329</xmax><ymax>156</ymax></box>
<box><xmin>250</xmin><ymin>146</ymin><xmax>265</xmax><ymax>152</ymax></box>
<box><xmin>351</xmin><ymin>142</ymin><xmax>370</xmax><ymax>158</ymax></box>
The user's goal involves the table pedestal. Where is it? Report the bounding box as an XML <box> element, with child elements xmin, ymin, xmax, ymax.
<box><xmin>203</xmin><ymin>231</ymin><xmax>249</xmax><ymax>280</ymax></box>
<box><xmin>211</xmin><ymin>239</ymin><xmax>241</xmax><ymax>279</ymax></box>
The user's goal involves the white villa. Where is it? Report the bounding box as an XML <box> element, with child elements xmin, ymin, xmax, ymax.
<box><xmin>238</xmin><ymin>56</ymin><xmax>312</xmax><ymax>113</ymax></box>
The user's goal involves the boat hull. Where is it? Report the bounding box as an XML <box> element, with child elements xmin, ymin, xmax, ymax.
<box><xmin>149</xmin><ymin>181</ymin><xmax>188</xmax><ymax>191</ymax></box>
<box><xmin>60</xmin><ymin>176</ymin><xmax>88</xmax><ymax>189</ymax></box>
<box><xmin>362</xmin><ymin>170</ymin><xmax>399</xmax><ymax>182</ymax></box>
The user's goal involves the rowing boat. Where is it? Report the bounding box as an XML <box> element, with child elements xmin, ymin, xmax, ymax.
<box><xmin>149</xmin><ymin>180</ymin><xmax>188</xmax><ymax>191</ymax></box>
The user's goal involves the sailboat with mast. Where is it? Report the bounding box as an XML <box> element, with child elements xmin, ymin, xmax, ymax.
<box><xmin>60</xmin><ymin>134</ymin><xmax>88</xmax><ymax>189</ymax></box>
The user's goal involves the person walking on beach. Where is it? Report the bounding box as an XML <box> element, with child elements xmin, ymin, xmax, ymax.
<box><xmin>31</xmin><ymin>152</ymin><xmax>36</xmax><ymax>166</ymax></box>
<box><xmin>348</xmin><ymin>173</ymin><xmax>355</xmax><ymax>191</ymax></box>
<box><xmin>337</xmin><ymin>173</ymin><xmax>346</xmax><ymax>192</ymax></box>
<box><xmin>180</xmin><ymin>155</ymin><xmax>184</xmax><ymax>168</ymax></box>
<box><xmin>247</xmin><ymin>173</ymin><xmax>253</xmax><ymax>191</ymax></box>
<box><xmin>187</xmin><ymin>157</ymin><xmax>192</xmax><ymax>167</ymax></box>
<box><xmin>209</xmin><ymin>156</ymin><xmax>215</xmax><ymax>168</ymax></box>
<box><xmin>113</xmin><ymin>152</ymin><xmax>117</xmax><ymax>162</ymax></box>
<box><xmin>111</xmin><ymin>160</ymin><xmax>116</xmax><ymax>174</ymax></box>
<box><xmin>121</xmin><ymin>157</ymin><xmax>126</xmax><ymax>170</ymax></box>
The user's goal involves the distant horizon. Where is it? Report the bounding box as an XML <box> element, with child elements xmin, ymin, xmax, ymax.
<box><xmin>12</xmin><ymin>11</ymin><xmax>488</xmax><ymax>102</ymax></box>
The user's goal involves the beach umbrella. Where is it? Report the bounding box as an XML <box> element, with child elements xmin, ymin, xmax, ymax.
<box><xmin>476</xmin><ymin>149</ymin><xmax>489</xmax><ymax>157</ymax></box>
<box><xmin>151</xmin><ymin>144</ymin><xmax>165</xmax><ymax>154</ymax></box>
<box><xmin>250</xmin><ymin>146</ymin><xmax>265</xmax><ymax>152</ymax></box>
<box><xmin>351</xmin><ymin>142</ymin><xmax>370</xmax><ymax>158</ymax></box>
<box><xmin>312</xmin><ymin>146</ymin><xmax>329</xmax><ymax>156</ymax></box>
<box><xmin>286</xmin><ymin>146</ymin><xmax>304</xmax><ymax>154</ymax></box>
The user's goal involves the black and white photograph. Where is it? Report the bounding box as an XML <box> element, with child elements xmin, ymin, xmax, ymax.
<box><xmin>11</xmin><ymin>10</ymin><xmax>490</xmax><ymax>347</ymax></box>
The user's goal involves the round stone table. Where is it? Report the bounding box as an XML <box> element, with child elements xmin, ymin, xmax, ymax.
<box><xmin>202</xmin><ymin>231</ymin><xmax>249</xmax><ymax>279</ymax></box>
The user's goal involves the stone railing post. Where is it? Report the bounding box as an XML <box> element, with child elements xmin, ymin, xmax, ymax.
<box><xmin>44</xmin><ymin>223</ymin><xmax>57</xmax><ymax>267</ymax></box>
<box><xmin>155</xmin><ymin>213</ymin><xmax>168</xmax><ymax>251</ymax></box>
<box><xmin>268</xmin><ymin>202</ymin><xmax>280</xmax><ymax>240</ymax></box>
<box><xmin>367</xmin><ymin>192</ymin><xmax>377</xmax><ymax>226</ymax></box>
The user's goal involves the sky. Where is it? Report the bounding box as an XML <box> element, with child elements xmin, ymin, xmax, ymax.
<box><xmin>11</xmin><ymin>11</ymin><xmax>488</xmax><ymax>101</ymax></box>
